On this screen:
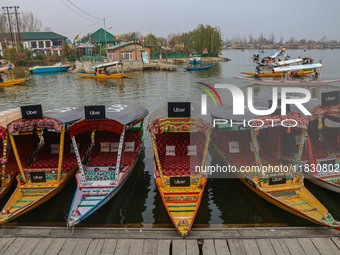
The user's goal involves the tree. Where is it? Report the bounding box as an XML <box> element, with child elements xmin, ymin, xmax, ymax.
<box><xmin>190</xmin><ymin>24</ymin><xmax>222</xmax><ymax>54</ymax></box>
<box><xmin>145</xmin><ymin>33</ymin><xmax>159</xmax><ymax>54</ymax></box>
<box><xmin>62</xmin><ymin>41</ymin><xmax>74</xmax><ymax>59</ymax></box>
<box><xmin>19</xmin><ymin>11</ymin><xmax>43</xmax><ymax>32</ymax></box>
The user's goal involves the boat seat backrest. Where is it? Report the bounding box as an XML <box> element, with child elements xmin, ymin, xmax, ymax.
<box><xmin>156</xmin><ymin>132</ymin><xmax>205</xmax><ymax>156</ymax></box>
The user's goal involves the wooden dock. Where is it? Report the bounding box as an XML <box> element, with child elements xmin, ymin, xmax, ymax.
<box><xmin>0</xmin><ymin>226</ymin><xmax>339</xmax><ymax>254</ymax></box>
<box><xmin>142</xmin><ymin>63</ymin><xmax>178</xmax><ymax>71</ymax></box>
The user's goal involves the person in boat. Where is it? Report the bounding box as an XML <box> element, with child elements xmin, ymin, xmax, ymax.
<box><xmin>282</xmin><ymin>71</ymin><xmax>287</xmax><ymax>79</ymax></box>
<box><xmin>313</xmin><ymin>71</ymin><xmax>319</xmax><ymax>81</ymax></box>
<box><xmin>254</xmin><ymin>71</ymin><xmax>262</xmax><ymax>80</ymax></box>
<box><xmin>255</xmin><ymin>66</ymin><xmax>262</xmax><ymax>74</ymax></box>
<box><xmin>292</xmin><ymin>71</ymin><xmax>303</xmax><ymax>80</ymax></box>
<box><xmin>102</xmin><ymin>67</ymin><xmax>109</xmax><ymax>75</ymax></box>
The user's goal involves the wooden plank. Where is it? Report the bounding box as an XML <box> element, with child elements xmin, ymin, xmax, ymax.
<box><xmin>3</xmin><ymin>237</ymin><xmax>27</xmax><ymax>255</ymax></box>
<box><xmin>59</xmin><ymin>239</ymin><xmax>78</xmax><ymax>255</ymax></box>
<box><xmin>143</xmin><ymin>239</ymin><xmax>158</xmax><ymax>255</ymax></box>
<box><xmin>202</xmin><ymin>239</ymin><xmax>216</xmax><ymax>255</ymax></box>
<box><xmin>241</xmin><ymin>239</ymin><xmax>260</xmax><ymax>255</ymax></box>
<box><xmin>311</xmin><ymin>238</ymin><xmax>340</xmax><ymax>255</ymax></box>
<box><xmin>157</xmin><ymin>239</ymin><xmax>171</xmax><ymax>255</ymax></box>
<box><xmin>72</xmin><ymin>238</ymin><xmax>92</xmax><ymax>255</ymax></box>
<box><xmin>283</xmin><ymin>238</ymin><xmax>306</xmax><ymax>255</ymax></box>
<box><xmin>30</xmin><ymin>238</ymin><xmax>53</xmax><ymax>255</ymax></box>
<box><xmin>270</xmin><ymin>239</ymin><xmax>291</xmax><ymax>255</ymax></box>
<box><xmin>297</xmin><ymin>238</ymin><xmax>319</xmax><ymax>255</ymax></box>
<box><xmin>44</xmin><ymin>238</ymin><xmax>66</xmax><ymax>255</ymax></box>
<box><xmin>0</xmin><ymin>238</ymin><xmax>15</xmax><ymax>251</ymax></box>
<box><xmin>227</xmin><ymin>239</ymin><xmax>246</xmax><ymax>255</ymax></box>
<box><xmin>186</xmin><ymin>239</ymin><xmax>200</xmax><ymax>255</ymax></box>
<box><xmin>129</xmin><ymin>239</ymin><xmax>144</xmax><ymax>255</ymax></box>
<box><xmin>256</xmin><ymin>239</ymin><xmax>276</xmax><ymax>255</ymax></box>
<box><xmin>172</xmin><ymin>240</ymin><xmax>186</xmax><ymax>255</ymax></box>
<box><xmin>214</xmin><ymin>239</ymin><xmax>229</xmax><ymax>255</ymax></box>
<box><xmin>16</xmin><ymin>238</ymin><xmax>40</xmax><ymax>255</ymax></box>
<box><xmin>114</xmin><ymin>239</ymin><xmax>131</xmax><ymax>255</ymax></box>
<box><xmin>87</xmin><ymin>239</ymin><xmax>104</xmax><ymax>255</ymax></box>
<box><xmin>331</xmin><ymin>237</ymin><xmax>340</xmax><ymax>250</ymax></box>
<box><xmin>101</xmin><ymin>239</ymin><xmax>117</xmax><ymax>255</ymax></box>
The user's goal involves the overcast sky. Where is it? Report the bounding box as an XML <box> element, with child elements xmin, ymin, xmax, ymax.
<box><xmin>1</xmin><ymin>0</ymin><xmax>339</xmax><ymax>41</ymax></box>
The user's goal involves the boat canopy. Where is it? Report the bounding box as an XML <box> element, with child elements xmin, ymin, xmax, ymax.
<box><xmin>0</xmin><ymin>108</ymin><xmax>22</xmax><ymax>129</ymax></box>
<box><xmin>273</xmin><ymin>63</ymin><xmax>322</xmax><ymax>73</ymax></box>
<box><xmin>91</xmin><ymin>61</ymin><xmax>122</xmax><ymax>70</ymax></box>
<box><xmin>69</xmin><ymin>103</ymin><xmax>148</xmax><ymax>137</ymax></box>
<box><xmin>7</xmin><ymin>107</ymin><xmax>83</xmax><ymax>135</ymax></box>
<box><xmin>270</xmin><ymin>51</ymin><xmax>283</xmax><ymax>58</ymax></box>
<box><xmin>148</xmin><ymin>104</ymin><xmax>211</xmax><ymax>136</ymax></box>
<box><xmin>269</xmin><ymin>58</ymin><xmax>302</xmax><ymax>67</ymax></box>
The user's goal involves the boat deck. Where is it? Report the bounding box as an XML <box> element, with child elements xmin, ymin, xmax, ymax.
<box><xmin>0</xmin><ymin>226</ymin><xmax>339</xmax><ymax>254</ymax></box>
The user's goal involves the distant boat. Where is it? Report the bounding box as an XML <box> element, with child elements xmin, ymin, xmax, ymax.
<box><xmin>185</xmin><ymin>64</ymin><xmax>215</xmax><ymax>71</ymax></box>
<box><xmin>190</xmin><ymin>55</ymin><xmax>201</xmax><ymax>64</ymax></box>
<box><xmin>75</xmin><ymin>73</ymin><xmax>136</xmax><ymax>79</ymax></box>
<box><xmin>29</xmin><ymin>63</ymin><xmax>71</xmax><ymax>74</ymax></box>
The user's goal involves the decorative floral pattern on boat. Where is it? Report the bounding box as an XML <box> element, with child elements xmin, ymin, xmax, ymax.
<box><xmin>8</xmin><ymin>117</ymin><xmax>62</xmax><ymax>134</ymax></box>
<box><xmin>84</xmin><ymin>171</ymin><xmax>116</xmax><ymax>181</ymax></box>
<box><xmin>0</xmin><ymin>127</ymin><xmax>5</xmax><ymax>139</ymax></box>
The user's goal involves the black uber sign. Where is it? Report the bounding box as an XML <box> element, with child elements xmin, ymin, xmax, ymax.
<box><xmin>21</xmin><ymin>104</ymin><xmax>43</xmax><ymax>119</ymax></box>
<box><xmin>321</xmin><ymin>91</ymin><xmax>340</xmax><ymax>106</ymax></box>
<box><xmin>168</xmin><ymin>102</ymin><xmax>191</xmax><ymax>118</ymax></box>
<box><xmin>269</xmin><ymin>175</ymin><xmax>286</xmax><ymax>185</ymax></box>
<box><xmin>170</xmin><ymin>176</ymin><xmax>191</xmax><ymax>187</ymax></box>
<box><xmin>84</xmin><ymin>106</ymin><xmax>106</xmax><ymax>121</ymax></box>
<box><xmin>30</xmin><ymin>172</ymin><xmax>46</xmax><ymax>183</ymax></box>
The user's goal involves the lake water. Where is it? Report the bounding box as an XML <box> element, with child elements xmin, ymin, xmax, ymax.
<box><xmin>0</xmin><ymin>49</ymin><xmax>340</xmax><ymax>227</ymax></box>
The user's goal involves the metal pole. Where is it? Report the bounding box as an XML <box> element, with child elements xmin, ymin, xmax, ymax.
<box><xmin>13</xmin><ymin>6</ymin><xmax>21</xmax><ymax>51</ymax></box>
<box><xmin>103</xmin><ymin>18</ymin><xmax>108</xmax><ymax>57</ymax></box>
<box><xmin>2</xmin><ymin>7</ymin><xmax>14</xmax><ymax>47</ymax></box>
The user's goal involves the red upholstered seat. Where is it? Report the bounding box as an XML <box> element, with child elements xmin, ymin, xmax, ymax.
<box><xmin>88</xmin><ymin>130</ymin><xmax>142</xmax><ymax>167</ymax></box>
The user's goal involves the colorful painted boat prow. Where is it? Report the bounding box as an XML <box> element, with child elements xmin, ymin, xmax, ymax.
<box><xmin>0</xmin><ymin>106</ymin><xmax>83</xmax><ymax>223</ymax></box>
<box><xmin>148</xmin><ymin>105</ymin><xmax>211</xmax><ymax>237</ymax></box>
<box><xmin>67</xmin><ymin>103</ymin><xmax>148</xmax><ymax>227</ymax></box>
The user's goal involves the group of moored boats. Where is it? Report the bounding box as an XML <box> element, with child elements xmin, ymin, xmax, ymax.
<box><xmin>239</xmin><ymin>51</ymin><xmax>340</xmax><ymax>86</ymax></box>
<box><xmin>0</xmin><ymin>92</ymin><xmax>340</xmax><ymax>237</ymax></box>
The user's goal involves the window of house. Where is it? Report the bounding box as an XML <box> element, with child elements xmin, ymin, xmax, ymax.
<box><xmin>45</xmin><ymin>41</ymin><xmax>51</xmax><ymax>47</ymax></box>
<box><xmin>121</xmin><ymin>52</ymin><xmax>133</xmax><ymax>60</ymax></box>
<box><xmin>38</xmin><ymin>41</ymin><xmax>44</xmax><ymax>48</ymax></box>
<box><xmin>31</xmin><ymin>41</ymin><xmax>37</xmax><ymax>48</ymax></box>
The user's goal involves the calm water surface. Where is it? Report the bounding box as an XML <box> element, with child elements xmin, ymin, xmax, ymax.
<box><xmin>1</xmin><ymin>49</ymin><xmax>340</xmax><ymax>227</ymax></box>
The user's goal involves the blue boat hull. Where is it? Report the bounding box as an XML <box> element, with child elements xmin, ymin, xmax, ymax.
<box><xmin>185</xmin><ymin>64</ymin><xmax>215</xmax><ymax>71</ymax></box>
<box><xmin>31</xmin><ymin>66</ymin><xmax>70</xmax><ymax>74</ymax></box>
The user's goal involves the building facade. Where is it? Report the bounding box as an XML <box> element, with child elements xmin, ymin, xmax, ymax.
<box><xmin>107</xmin><ymin>42</ymin><xmax>151</xmax><ymax>62</ymax></box>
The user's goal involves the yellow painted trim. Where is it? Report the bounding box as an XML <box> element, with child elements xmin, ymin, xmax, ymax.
<box><xmin>9</xmin><ymin>134</ymin><xmax>26</xmax><ymax>181</ymax></box>
<box><xmin>57</xmin><ymin>125</ymin><xmax>65</xmax><ymax>182</ymax></box>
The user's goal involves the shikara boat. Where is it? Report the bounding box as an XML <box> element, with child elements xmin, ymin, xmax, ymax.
<box><xmin>241</xmin><ymin>70</ymin><xmax>313</xmax><ymax>78</ymax></box>
<box><xmin>211</xmin><ymin>105</ymin><xmax>340</xmax><ymax>231</ymax></box>
<box><xmin>0</xmin><ymin>66</ymin><xmax>32</xmax><ymax>86</ymax></box>
<box><xmin>190</xmin><ymin>55</ymin><xmax>201</xmax><ymax>64</ymax></box>
<box><xmin>67</xmin><ymin>104</ymin><xmax>148</xmax><ymax>227</ymax></box>
<box><xmin>148</xmin><ymin>105</ymin><xmax>212</xmax><ymax>237</ymax></box>
<box><xmin>75</xmin><ymin>61</ymin><xmax>137</xmax><ymax>79</ymax></box>
<box><xmin>29</xmin><ymin>63</ymin><xmax>71</xmax><ymax>74</ymax></box>
<box><xmin>185</xmin><ymin>64</ymin><xmax>215</xmax><ymax>71</ymax></box>
<box><xmin>268</xmin><ymin>58</ymin><xmax>302</xmax><ymax>67</ymax></box>
<box><xmin>235</xmin><ymin>63</ymin><xmax>340</xmax><ymax>86</ymax></box>
<box><xmin>0</xmin><ymin>108</ymin><xmax>23</xmax><ymax>200</ymax></box>
<box><xmin>299</xmin><ymin>93</ymin><xmax>340</xmax><ymax>193</ymax></box>
<box><xmin>75</xmin><ymin>73</ymin><xmax>136</xmax><ymax>79</ymax></box>
<box><xmin>0</xmin><ymin>106</ymin><xmax>83</xmax><ymax>223</ymax></box>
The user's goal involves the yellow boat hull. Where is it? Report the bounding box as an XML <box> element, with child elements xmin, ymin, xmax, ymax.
<box><xmin>0</xmin><ymin>177</ymin><xmax>16</xmax><ymax>201</ymax></box>
<box><xmin>241</xmin><ymin>71</ymin><xmax>313</xmax><ymax>77</ymax></box>
<box><xmin>0</xmin><ymin>167</ymin><xmax>77</xmax><ymax>223</ymax></box>
<box><xmin>156</xmin><ymin>175</ymin><xmax>206</xmax><ymax>237</ymax></box>
<box><xmin>75</xmin><ymin>72</ymin><xmax>137</xmax><ymax>79</ymax></box>
<box><xmin>213</xmin><ymin>144</ymin><xmax>340</xmax><ymax>231</ymax></box>
<box><xmin>0</xmin><ymin>78</ymin><xmax>32</xmax><ymax>86</ymax></box>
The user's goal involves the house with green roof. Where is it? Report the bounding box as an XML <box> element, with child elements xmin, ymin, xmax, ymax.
<box><xmin>0</xmin><ymin>31</ymin><xmax>67</xmax><ymax>55</ymax></box>
<box><xmin>81</xmin><ymin>28</ymin><xmax>115</xmax><ymax>45</ymax></box>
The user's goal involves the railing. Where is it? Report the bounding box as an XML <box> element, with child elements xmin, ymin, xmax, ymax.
<box><xmin>149</xmin><ymin>53</ymin><xmax>218</xmax><ymax>59</ymax></box>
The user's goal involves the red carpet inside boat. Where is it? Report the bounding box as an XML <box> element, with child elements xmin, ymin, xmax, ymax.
<box><xmin>155</xmin><ymin>132</ymin><xmax>205</xmax><ymax>176</ymax></box>
<box><xmin>30</xmin><ymin>132</ymin><xmax>90</xmax><ymax>172</ymax></box>
<box><xmin>88</xmin><ymin>130</ymin><xmax>141</xmax><ymax>167</ymax></box>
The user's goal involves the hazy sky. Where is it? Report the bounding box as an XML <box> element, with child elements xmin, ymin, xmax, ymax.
<box><xmin>1</xmin><ymin>0</ymin><xmax>339</xmax><ymax>41</ymax></box>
